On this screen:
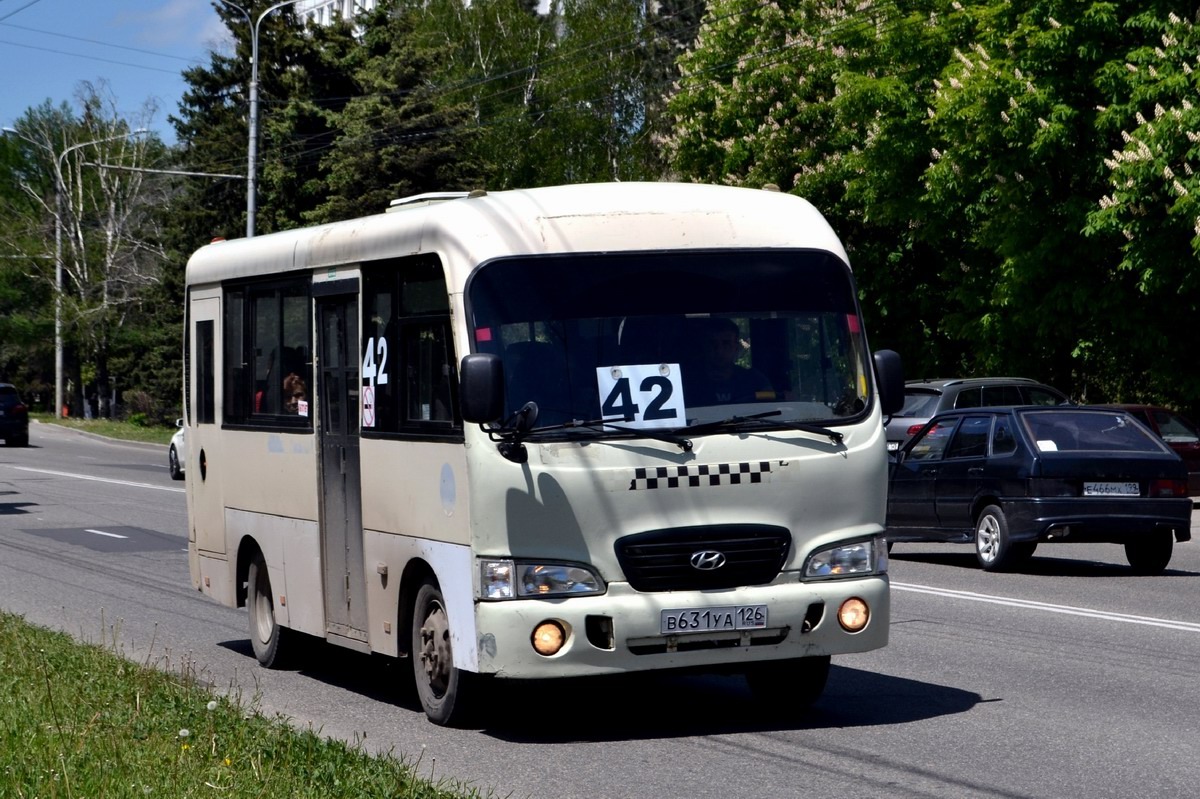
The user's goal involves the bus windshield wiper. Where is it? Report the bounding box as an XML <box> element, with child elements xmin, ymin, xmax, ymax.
<box><xmin>485</xmin><ymin>405</ymin><xmax>693</xmax><ymax>459</ymax></box>
<box><xmin>680</xmin><ymin>410</ymin><xmax>844</xmax><ymax>444</ymax></box>
<box><xmin>546</xmin><ymin>416</ymin><xmax>694</xmax><ymax>452</ymax></box>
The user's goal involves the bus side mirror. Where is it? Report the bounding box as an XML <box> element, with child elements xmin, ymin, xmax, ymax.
<box><xmin>460</xmin><ymin>353</ymin><xmax>505</xmax><ymax>424</ymax></box>
<box><xmin>873</xmin><ymin>349</ymin><xmax>904</xmax><ymax>416</ymax></box>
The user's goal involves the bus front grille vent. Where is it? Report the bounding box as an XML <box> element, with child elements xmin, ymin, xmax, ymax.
<box><xmin>614</xmin><ymin>525</ymin><xmax>791</xmax><ymax>592</ymax></box>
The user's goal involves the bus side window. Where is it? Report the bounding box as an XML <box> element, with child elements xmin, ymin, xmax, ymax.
<box><xmin>406</xmin><ymin>322</ymin><xmax>456</xmax><ymax>423</ymax></box>
<box><xmin>363</xmin><ymin>254</ymin><xmax>459</xmax><ymax>436</ymax></box>
<box><xmin>222</xmin><ymin>279</ymin><xmax>312</xmax><ymax>427</ymax></box>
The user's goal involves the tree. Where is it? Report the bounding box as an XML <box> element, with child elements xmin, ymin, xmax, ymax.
<box><xmin>667</xmin><ymin>1</ymin><xmax>1200</xmax><ymax>414</ymax></box>
<box><xmin>310</xmin><ymin>2</ymin><xmax>485</xmax><ymax>223</ymax></box>
<box><xmin>1085</xmin><ymin>9</ymin><xmax>1200</xmax><ymax>414</ymax></box>
<box><xmin>4</xmin><ymin>87</ymin><xmax>167</xmax><ymax>418</ymax></box>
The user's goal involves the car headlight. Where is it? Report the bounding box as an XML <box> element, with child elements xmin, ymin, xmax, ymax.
<box><xmin>480</xmin><ymin>559</ymin><xmax>605</xmax><ymax>600</ymax></box>
<box><xmin>803</xmin><ymin>538</ymin><xmax>887</xmax><ymax>580</ymax></box>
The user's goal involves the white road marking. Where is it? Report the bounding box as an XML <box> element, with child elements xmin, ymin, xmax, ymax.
<box><xmin>85</xmin><ymin>528</ymin><xmax>129</xmax><ymax>539</ymax></box>
<box><xmin>3</xmin><ymin>466</ymin><xmax>185</xmax><ymax>494</ymax></box>
<box><xmin>893</xmin><ymin>581</ymin><xmax>1200</xmax><ymax>633</ymax></box>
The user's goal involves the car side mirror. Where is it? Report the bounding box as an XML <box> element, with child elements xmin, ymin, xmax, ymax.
<box><xmin>873</xmin><ymin>349</ymin><xmax>904</xmax><ymax>416</ymax></box>
<box><xmin>459</xmin><ymin>353</ymin><xmax>505</xmax><ymax>424</ymax></box>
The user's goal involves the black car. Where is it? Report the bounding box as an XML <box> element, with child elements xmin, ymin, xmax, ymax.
<box><xmin>887</xmin><ymin>406</ymin><xmax>1192</xmax><ymax>573</ymax></box>
<box><xmin>0</xmin><ymin>383</ymin><xmax>30</xmax><ymax>447</ymax></box>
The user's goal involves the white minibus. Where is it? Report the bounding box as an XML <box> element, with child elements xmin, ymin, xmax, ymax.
<box><xmin>183</xmin><ymin>182</ymin><xmax>903</xmax><ymax>725</ymax></box>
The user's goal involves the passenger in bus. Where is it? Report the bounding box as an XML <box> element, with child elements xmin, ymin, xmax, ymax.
<box><xmin>684</xmin><ymin>318</ymin><xmax>773</xmax><ymax>406</ymax></box>
<box><xmin>283</xmin><ymin>373</ymin><xmax>307</xmax><ymax>415</ymax></box>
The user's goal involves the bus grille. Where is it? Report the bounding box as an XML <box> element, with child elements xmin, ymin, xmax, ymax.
<box><xmin>614</xmin><ymin>525</ymin><xmax>791</xmax><ymax>592</ymax></box>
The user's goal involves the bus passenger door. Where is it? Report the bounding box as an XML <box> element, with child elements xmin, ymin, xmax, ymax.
<box><xmin>316</xmin><ymin>292</ymin><xmax>367</xmax><ymax>644</ymax></box>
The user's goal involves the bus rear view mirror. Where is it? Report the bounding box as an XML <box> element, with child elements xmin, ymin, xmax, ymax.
<box><xmin>460</xmin><ymin>353</ymin><xmax>505</xmax><ymax>424</ymax></box>
<box><xmin>873</xmin><ymin>349</ymin><xmax>904</xmax><ymax>417</ymax></box>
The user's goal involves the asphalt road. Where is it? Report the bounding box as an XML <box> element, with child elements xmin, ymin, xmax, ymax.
<box><xmin>2</xmin><ymin>421</ymin><xmax>1199</xmax><ymax>799</ymax></box>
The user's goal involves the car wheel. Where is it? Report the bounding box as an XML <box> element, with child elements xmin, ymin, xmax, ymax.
<box><xmin>168</xmin><ymin>444</ymin><xmax>184</xmax><ymax>480</ymax></box>
<box><xmin>974</xmin><ymin>505</ymin><xmax>1021</xmax><ymax>572</ymax></box>
<box><xmin>247</xmin><ymin>554</ymin><xmax>295</xmax><ymax>668</ymax></box>
<box><xmin>1125</xmin><ymin>532</ymin><xmax>1173</xmax><ymax>575</ymax></box>
<box><xmin>9</xmin><ymin>432</ymin><xmax>28</xmax><ymax>447</ymax></box>
<box><xmin>412</xmin><ymin>579</ymin><xmax>475</xmax><ymax>726</ymax></box>
<box><xmin>745</xmin><ymin>655</ymin><xmax>831</xmax><ymax>715</ymax></box>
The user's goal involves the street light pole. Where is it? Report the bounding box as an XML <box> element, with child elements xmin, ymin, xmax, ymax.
<box><xmin>220</xmin><ymin>0</ymin><xmax>306</xmax><ymax>238</ymax></box>
<box><xmin>53</xmin><ymin>130</ymin><xmax>147</xmax><ymax>418</ymax></box>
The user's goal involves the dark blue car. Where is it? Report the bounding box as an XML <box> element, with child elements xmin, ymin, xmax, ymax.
<box><xmin>887</xmin><ymin>406</ymin><xmax>1192</xmax><ymax>573</ymax></box>
<box><xmin>0</xmin><ymin>383</ymin><xmax>29</xmax><ymax>447</ymax></box>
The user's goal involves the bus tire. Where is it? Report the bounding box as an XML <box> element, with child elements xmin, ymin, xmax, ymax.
<box><xmin>746</xmin><ymin>655</ymin><xmax>831</xmax><ymax>714</ymax></box>
<box><xmin>412</xmin><ymin>579</ymin><xmax>474</xmax><ymax>726</ymax></box>
<box><xmin>248</xmin><ymin>554</ymin><xmax>294</xmax><ymax>668</ymax></box>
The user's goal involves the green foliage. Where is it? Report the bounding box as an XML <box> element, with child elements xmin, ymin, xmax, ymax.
<box><xmin>309</xmin><ymin>2</ymin><xmax>486</xmax><ymax>223</ymax></box>
<box><xmin>669</xmin><ymin>0</ymin><xmax>1200</xmax><ymax>415</ymax></box>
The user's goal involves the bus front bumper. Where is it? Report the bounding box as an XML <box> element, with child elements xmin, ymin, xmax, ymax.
<box><xmin>470</xmin><ymin>574</ymin><xmax>889</xmax><ymax>678</ymax></box>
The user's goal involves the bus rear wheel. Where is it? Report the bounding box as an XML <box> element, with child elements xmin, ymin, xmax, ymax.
<box><xmin>412</xmin><ymin>579</ymin><xmax>474</xmax><ymax>726</ymax></box>
<box><xmin>248</xmin><ymin>554</ymin><xmax>294</xmax><ymax>668</ymax></box>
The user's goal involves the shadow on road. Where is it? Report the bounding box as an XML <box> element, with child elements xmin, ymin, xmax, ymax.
<box><xmin>218</xmin><ymin>636</ymin><xmax>979</xmax><ymax>742</ymax></box>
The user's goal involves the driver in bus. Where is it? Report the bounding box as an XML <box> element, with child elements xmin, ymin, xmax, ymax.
<box><xmin>685</xmin><ymin>317</ymin><xmax>773</xmax><ymax>406</ymax></box>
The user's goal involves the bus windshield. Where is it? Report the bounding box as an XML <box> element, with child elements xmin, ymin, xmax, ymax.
<box><xmin>466</xmin><ymin>249</ymin><xmax>872</xmax><ymax>431</ymax></box>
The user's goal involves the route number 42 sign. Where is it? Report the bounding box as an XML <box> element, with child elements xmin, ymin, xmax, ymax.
<box><xmin>595</xmin><ymin>363</ymin><xmax>686</xmax><ymax>429</ymax></box>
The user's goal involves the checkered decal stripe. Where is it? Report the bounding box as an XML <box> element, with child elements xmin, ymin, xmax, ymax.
<box><xmin>628</xmin><ymin>462</ymin><xmax>772</xmax><ymax>490</ymax></box>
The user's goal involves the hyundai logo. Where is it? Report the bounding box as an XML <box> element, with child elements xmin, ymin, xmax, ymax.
<box><xmin>689</xmin><ymin>550</ymin><xmax>727</xmax><ymax>571</ymax></box>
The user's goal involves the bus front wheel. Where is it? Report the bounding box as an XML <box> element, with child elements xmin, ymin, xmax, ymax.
<box><xmin>412</xmin><ymin>579</ymin><xmax>474</xmax><ymax>726</ymax></box>
<box><xmin>248</xmin><ymin>554</ymin><xmax>294</xmax><ymax>668</ymax></box>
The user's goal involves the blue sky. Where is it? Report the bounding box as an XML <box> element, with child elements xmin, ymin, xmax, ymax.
<box><xmin>0</xmin><ymin>0</ymin><xmax>230</xmax><ymax>144</ymax></box>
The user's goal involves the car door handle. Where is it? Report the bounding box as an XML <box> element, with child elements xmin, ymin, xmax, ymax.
<box><xmin>968</xmin><ymin>467</ymin><xmax>984</xmax><ymax>475</ymax></box>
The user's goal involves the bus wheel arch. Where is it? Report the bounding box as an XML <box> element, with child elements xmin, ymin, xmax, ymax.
<box><xmin>410</xmin><ymin>574</ymin><xmax>476</xmax><ymax>726</ymax></box>
<box><xmin>243</xmin><ymin>543</ymin><xmax>296</xmax><ymax>669</ymax></box>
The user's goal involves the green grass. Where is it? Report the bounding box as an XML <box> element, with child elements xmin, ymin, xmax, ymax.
<box><xmin>0</xmin><ymin>612</ymin><xmax>486</xmax><ymax>798</ymax></box>
<box><xmin>31</xmin><ymin>413</ymin><xmax>177</xmax><ymax>446</ymax></box>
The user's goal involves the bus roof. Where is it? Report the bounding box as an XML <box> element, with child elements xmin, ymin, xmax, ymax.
<box><xmin>185</xmin><ymin>182</ymin><xmax>849</xmax><ymax>289</ymax></box>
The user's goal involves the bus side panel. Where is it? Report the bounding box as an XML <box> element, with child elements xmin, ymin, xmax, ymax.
<box><xmin>363</xmin><ymin>532</ymin><xmax>474</xmax><ymax>663</ymax></box>
<box><xmin>226</xmin><ymin>508</ymin><xmax>324</xmax><ymax>637</ymax></box>
<box><xmin>359</xmin><ymin>438</ymin><xmax>472</xmax><ymax>658</ymax></box>
<box><xmin>359</xmin><ymin>439</ymin><xmax>470</xmax><ymax>546</ymax></box>
<box><xmin>219</xmin><ymin>432</ymin><xmax>319</xmax><ymax>520</ymax></box>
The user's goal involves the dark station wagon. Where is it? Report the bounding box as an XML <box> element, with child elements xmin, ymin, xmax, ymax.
<box><xmin>887</xmin><ymin>406</ymin><xmax>1192</xmax><ymax>573</ymax></box>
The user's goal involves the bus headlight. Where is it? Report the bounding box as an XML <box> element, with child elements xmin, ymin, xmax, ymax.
<box><xmin>480</xmin><ymin>559</ymin><xmax>605</xmax><ymax>599</ymax></box>
<box><xmin>803</xmin><ymin>538</ymin><xmax>887</xmax><ymax>580</ymax></box>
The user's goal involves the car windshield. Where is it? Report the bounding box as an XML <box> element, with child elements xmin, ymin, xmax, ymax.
<box><xmin>1022</xmin><ymin>410</ymin><xmax>1168</xmax><ymax>454</ymax></box>
<box><xmin>897</xmin><ymin>391</ymin><xmax>940</xmax><ymax>418</ymax></box>
<box><xmin>1154</xmin><ymin>410</ymin><xmax>1200</xmax><ymax>443</ymax></box>
<box><xmin>466</xmin><ymin>250</ymin><xmax>873</xmax><ymax>433</ymax></box>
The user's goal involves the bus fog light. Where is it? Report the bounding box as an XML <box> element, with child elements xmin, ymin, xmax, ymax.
<box><xmin>532</xmin><ymin>621</ymin><xmax>566</xmax><ymax>656</ymax></box>
<box><xmin>837</xmin><ymin>598</ymin><xmax>870</xmax><ymax>632</ymax></box>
